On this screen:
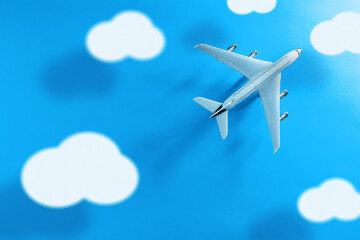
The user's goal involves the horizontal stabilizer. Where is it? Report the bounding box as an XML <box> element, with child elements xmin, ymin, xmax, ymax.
<box><xmin>194</xmin><ymin>97</ymin><xmax>228</xmax><ymax>139</ymax></box>
<box><xmin>216</xmin><ymin>110</ymin><xmax>228</xmax><ymax>139</ymax></box>
<box><xmin>194</xmin><ymin>97</ymin><xmax>221</xmax><ymax>113</ymax></box>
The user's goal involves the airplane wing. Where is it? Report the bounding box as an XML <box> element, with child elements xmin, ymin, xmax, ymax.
<box><xmin>258</xmin><ymin>73</ymin><xmax>281</xmax><ymax>153</ymax></box>
<box><xmin>195</xmin><ymin>44</ymin><xmax>273</xmax><ymax>79</ymax></box>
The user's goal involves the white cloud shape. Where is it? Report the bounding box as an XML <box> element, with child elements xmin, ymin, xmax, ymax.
<box><xmin>298</xmin><ymin>179</ymin><xmax>360</xmax><ymax>222</ymax></box>
<box><xmin>311</xmin><ymin>12</ymin><xmax>360</xmax><ymax>55</ymax></box>
<box><xmin>227</xmin><ymin>0</ymin><xmax>276</xmax><ymax>15</ymax></box>
<box><xmin>21</xmin><ymin>132</ymin><xmax>139</xmax><ymax>208</ymax></box>
<box><xmin>86</xmin><ymin>11</ymin><xmax>165</xmax><ymax>62</ymax></box>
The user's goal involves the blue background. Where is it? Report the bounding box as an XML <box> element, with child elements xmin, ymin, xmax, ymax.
<box><xmin>1</xmin><ymin>0</ymin><xmax>360</xmax><ymax>239</ymax></box>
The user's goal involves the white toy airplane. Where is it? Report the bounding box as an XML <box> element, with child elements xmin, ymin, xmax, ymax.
<box><xmin>194</xmin><ymin>43</ymin><xmax>301</xmax><ymax>153</ymax></box>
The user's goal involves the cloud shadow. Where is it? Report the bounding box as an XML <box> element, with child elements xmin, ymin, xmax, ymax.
<box><xmin>246</xmin><ymin>208</ymin><xmax>313</xmax><ymax>240</ymax></box>
<box><xmin>0</xmin><ymin>181</ymin><xmax>89</xmax><ymax>239</ymax></box>
<box><xmin>41</xmin><ymin>50</ymin><xmax>116</xmax><ymax>98</ymax></box>
<box><xmin>182</xmin><ymin>21</ymin><xmax>228</xmax><ymax>48</ymax></box>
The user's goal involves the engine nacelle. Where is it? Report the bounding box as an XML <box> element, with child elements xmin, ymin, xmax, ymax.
<box><xmin>227</xmin><ymin>44</ymin><xmax>237</xmax><ymax>52</ymax></box>
<box><xmin>248</xmin><ymin>50</ymin><xmax>258</xmax><ymax>58</ymax></box>
<box><xmin>280</xmin><ymin>112</ymin><xmax>289</xmax><ymax>121</ymax></box>
<box><xmin>280</xmin><ymin>90</ymin><xmax>288</xmax><ymax>99</ymax></box>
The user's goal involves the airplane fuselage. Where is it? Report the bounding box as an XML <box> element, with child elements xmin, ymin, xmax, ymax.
<box><xmin>210</xmin><ymin>49</ymin><xmax>301</xmax><ymax>118</ymax></box>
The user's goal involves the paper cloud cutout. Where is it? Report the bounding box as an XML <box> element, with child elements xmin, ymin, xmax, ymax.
<box><xmin>227</xmin><ymin>0</ymin><xmax>276</xmax><ymax>15</ymax></box>
<box><xmin>298</xmin><ymin>179</ymin><xmax>360</xmax><ymax>222</ymax></box>
<box><xmin>86</xmin><ymin>11</ymin><xmax>165</xmax><ymax>62</ymax></box>
<box><xmin>311</xmin><ymin>12</ymin><xmax>360</xmax><ymax>55</ymax></box>
<box><xmin>21</xmin><ymin>132</ymin><xmax>139</xmax><ymax>208</ymax></box>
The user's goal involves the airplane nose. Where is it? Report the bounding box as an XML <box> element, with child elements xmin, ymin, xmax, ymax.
<box><xmin>295</xmin><ymin>48</ymin><xmax>302</xmax><ymax>56</ymax></box>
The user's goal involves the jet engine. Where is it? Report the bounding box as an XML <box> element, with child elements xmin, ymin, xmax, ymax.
<box><xmin>280</xmin><ymin>90</ymin><xmax>288</xmax><ymax>99</ymax></box>
<box><xmin>248</xmin><ymin>50</ymin><xmax>258</xmax><ymax>58</ymax></box>
<box><xmin>280</xmin><ymin>112</ymin><xmax>289</xmax><ymax>121</ymax></box>
<box><xmin>227</xmin><ymin>44</ymin><xmax>237</xmax><ymax>52</ymax></box>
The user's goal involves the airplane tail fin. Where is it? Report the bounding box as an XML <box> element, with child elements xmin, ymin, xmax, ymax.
<box><xmin>194</xmin><ymin>97</ymin><xmax>228</xmax><ymax>139</ymax></box>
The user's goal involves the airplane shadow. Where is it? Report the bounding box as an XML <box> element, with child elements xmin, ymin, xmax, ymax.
<box><xmin>221</xmin><ymin>76</ymin><xmax>248</xmax><ymax>99</ymax></box>
<box><xmin>134</xmin><ymin>110</ymin><xmax>215</xmax><ymax>178</ymax></box>
<box><xmin>224</xmin><ymin>92</ymin><xmax>261</xmax><ymax>158</ymax></box>
<box><xmin>134</xmin><ymin>78</ymin><xmax>259</xmax><ymax>178</ymax></box>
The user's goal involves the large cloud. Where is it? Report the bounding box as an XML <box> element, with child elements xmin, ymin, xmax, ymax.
<box><xmin>86</xmin><ymin>11</ymin><xmax>165</xmax><ymax>62</ymax></box>
<box><xmin>21</xmin><ymin>132</ymin><xmax>139</xmax><ymax>208</ymax></box>
<box><xmin>298</xmin><ymin>179</ymin><xmax>360</xmax><ymax>222</ymax></box>
<box><xmin>311</xmin><ymin>12</ymin><xmax>360</xmax><ymax>55</ymax></box>
<box><xmin>227</xmin><ymin>0</ymin><xmax>276</xmax><ymax>15</ymax></box>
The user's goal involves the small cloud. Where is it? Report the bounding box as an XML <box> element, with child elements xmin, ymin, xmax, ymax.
<box><xmin>227</xmin><ymin>0</ymin><xmax>276</xmax><ymax>15</ymax></box>
<box><xmin>86</xmin><ymin>11</ymin><xmax>165</xmax><ymax>62</ymax></box>
<box><xmin>21</xmin><ymin>132</ymin><xmax>139</xmax><ymax>208</ymax></box>
<box><xmin>298</xmin><ymin>179</ymin><xmax>360</xmax><ymax>222</ymax></box>
<box><xmin>311</xmin><ymin>12</ymin><xmax>360</xmax><ymax>55</ymax></box>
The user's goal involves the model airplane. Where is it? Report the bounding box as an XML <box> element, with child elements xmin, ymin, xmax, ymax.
<box><xmin>194</xmin><ymin>43</ymin><xmax>301</xmax><ymax>153</ymax></box>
